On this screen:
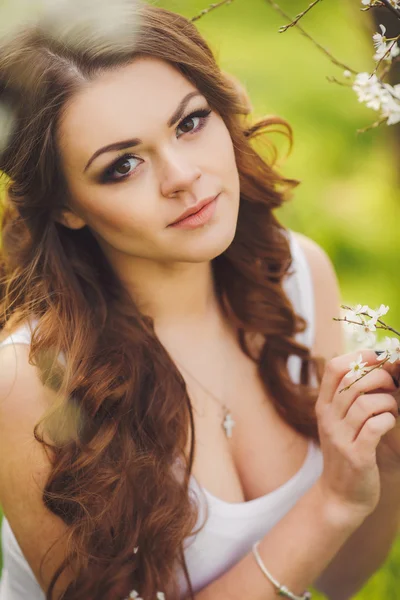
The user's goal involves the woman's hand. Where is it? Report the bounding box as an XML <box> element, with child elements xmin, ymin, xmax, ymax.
<box><xmin>315</xmin><ymin>350</ymin><xmax>399</xmax><ymax>523</ymax></box>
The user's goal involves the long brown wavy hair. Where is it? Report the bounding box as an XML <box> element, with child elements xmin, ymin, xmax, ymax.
<box><xmin>0</xmin><ymin>3</ymin><xmax>320</xmax><ymax>599</ymax></box>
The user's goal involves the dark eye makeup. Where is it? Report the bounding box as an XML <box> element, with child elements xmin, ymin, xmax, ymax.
<box><xmin>99</xmin><ymin>107</ymin><xmax>212</xmax><ymax>184</ymax></box>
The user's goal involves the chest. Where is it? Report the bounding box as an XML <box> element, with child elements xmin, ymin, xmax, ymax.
<box><xmin>186</xmin><ymin>346</ymin><xmax>309</xmax><ymax>504</ymax></box>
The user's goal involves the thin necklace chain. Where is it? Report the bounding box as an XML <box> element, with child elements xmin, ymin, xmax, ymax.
<box><xmin>175</xmin><ymin>360</ymin><xmax>236</xmax><ymax>439</ymax></box>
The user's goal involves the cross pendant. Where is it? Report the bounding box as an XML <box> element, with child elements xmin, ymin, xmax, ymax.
<box><xmin>223</xmin><ymin>411</ymin><xmax>235</xmax><ymax>439</ymax></box>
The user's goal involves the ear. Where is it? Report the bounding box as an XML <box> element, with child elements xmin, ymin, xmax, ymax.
<box><xmin>55</xmin><ymin>208</ymin><xmax>87</xmax><ymax>230</ymax></box>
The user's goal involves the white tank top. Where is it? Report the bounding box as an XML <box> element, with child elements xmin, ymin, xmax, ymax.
<box><xmin>0</xmin><ymin>232</ymin><xmax>323</xmax><ymax>599</ymax></box>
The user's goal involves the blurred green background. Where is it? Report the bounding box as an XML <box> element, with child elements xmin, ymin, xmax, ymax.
<box><xmin>1</xmin><ymin>0</ymin><xmax>399</xmax><ymax>597</ymax></box>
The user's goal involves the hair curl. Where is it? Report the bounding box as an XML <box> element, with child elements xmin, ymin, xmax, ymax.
<box><xmin>0</xmin><ymin>4</ymin><xmax>319</xmax><ymax>599</ymax></box>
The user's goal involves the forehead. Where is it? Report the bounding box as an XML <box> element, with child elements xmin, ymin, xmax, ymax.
<box><xmin>59</xmin><ymin>57</ymin><xmax>198</xmax><ymax>159</ymax></box>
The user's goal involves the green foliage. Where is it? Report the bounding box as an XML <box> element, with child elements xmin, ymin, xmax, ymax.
<box><xmin>1</xmin><ymin>0</ymin><xmax>400</xmax><ymax>596</ymax></box>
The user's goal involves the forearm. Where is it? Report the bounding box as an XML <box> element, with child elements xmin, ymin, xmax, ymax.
<box><xmin>315</xmin><ymin>469</ymin><xmax>400</xmax><ymax>600</ymax></box>
<box><xmin>193</xmin><ymin>482</ymin><xmax>363</xmax><ymax>600</ymax></box>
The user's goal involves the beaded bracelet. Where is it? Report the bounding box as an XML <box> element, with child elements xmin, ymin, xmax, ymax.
<box><xmin>252</xmin><ymin>541</ymin><xmax>312</xmax><ymax>600</ymax></box>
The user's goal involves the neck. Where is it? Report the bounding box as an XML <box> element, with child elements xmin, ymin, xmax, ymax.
<box><xmin>114</xmin><ymin>255</ymin><xmax>222</xmax><ymax>333</ymax></box>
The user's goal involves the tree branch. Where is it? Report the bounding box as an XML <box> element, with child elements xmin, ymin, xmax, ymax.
<box><xmin>339</xmin><ymin>358</ymin><xmax>389</xmax><ymax>394</ymax></box>
<box><xmin>191</xmin><ymin>0</ymin><xmax>234</xmax><ymax>23</ymax></box>
<box><xmin>264</xmin><ymin>0</ymin><xmax>356</xmax><ymax>73</ymax></box>
<box><xmin>279</xmin><ymin>0</ymin><xmax>323</xmax><ymax>33</ymax></box>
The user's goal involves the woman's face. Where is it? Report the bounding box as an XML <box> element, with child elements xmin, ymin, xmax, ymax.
<box><xmin>58</xmin><ymin>57</ymin><xmax>240</xmax><ymax>266</ymax></box>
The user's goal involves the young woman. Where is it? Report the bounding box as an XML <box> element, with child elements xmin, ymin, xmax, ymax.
<box><xmin>1</xmin><ymin>3</ymin><xmax>400</xmax><ymax>600</ymax></box>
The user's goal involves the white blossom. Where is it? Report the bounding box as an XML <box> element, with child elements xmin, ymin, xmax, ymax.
<box><xmin>382</xmin><ymin>85</ymin><xmax>400</xmax><ymax>125</ymax></box>
<box><xmin>362</xmin><ymin>319</ymin><xmax>376</xmax><ymax>332</ymax></box>
<box><xmin>343</xmin><ymin>304</ymin><xmax>369</xmax><ymax>324</ymax></box>
<box><xmin>353</xmin><ymin>326</ymin><xmax>377</xmax><ymax>348</ymax></box>
<box><xmin>346</xmin><ymin>314</ymin><xmax>376</xmax><ymax>346</ymax></box>
<box><xmin>373</xmin><ymin>25</ymin><xmax>388</xmax><ymax>57</ymax></box>
<box><xmin>352</xmin><ymin>73</ymin><xmax>400</xmax><ymax>126</ymax></box>
<box><xmin>367</xmin><ymin>304</ymin><xmax>390</xmax><ymax>323</ymax></box>
<box><xmin>378</xmin><ymin>337</ymin><xmax>400</xmax><ymax>364</ymax></box>
<box><xmin>345</xmin><ymin>354</ymin><xmax>368</xmax><ymax>379</ymax></box>
<box><xmin>133</xmin><ymin>546</ymin><xmax>139</xmax><ymax>554</ymax></box>
<box><xmin>353</xmin><ymin>73</ymin><xmax>384</xmax><ymax>111</ymax></box>
<box><xmin>156</xmin><ymin>593</ymin><xmax>166</xmax><ymax>600</ymax></box>
<box><xmin>373</xmin><ymin>25</ymin><xmax>400</xmax><ymax>62</ymax></box>
<box><xmin>343</xmin><ymin>69</ymin><xmax>352</xmax><ymax>79</ymax></box>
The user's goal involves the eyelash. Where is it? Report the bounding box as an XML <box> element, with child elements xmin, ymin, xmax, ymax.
<box><xmin>101</xmin><ymin>108</ymin><xmax>212</xmax><ymax>183</ymax></box>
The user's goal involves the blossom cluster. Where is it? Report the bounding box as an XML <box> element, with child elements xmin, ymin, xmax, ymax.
<box><xmin>351</xmin><ymin>73</ymin><xmax>400</xmax><ymax>125</ymax></box>
<box><xmin>372</xmin><ymin>24</ymin><xmax>400</xmax><ymax>62</ymax></box>
<box><xmin>343</xmin><ymin>303</ymin><xmax>389</xmax><ymax>347</ymax></box>
<box><xmin>344</xmin><ymin>2</ymin><xmax>400</xmax><ymax>128</ymax></box>
<box><xmin>339</xmin><ymin>304</ymin><xmax>400</xmax><ymax>386</ymax></box>
<box><xmin>268</xmin><ymin>0</ymin><xmax>400</xmax><ymax>130</ymax></box>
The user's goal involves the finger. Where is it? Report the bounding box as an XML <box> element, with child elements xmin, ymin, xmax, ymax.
<box><xmin>318</xmin><ymin>350</ymin><xmax>380</xmax><ymax>406</ymax></box>
<box><xmin>353</xmin><ymin>412</ymin><xmax>397</xmax><ymax>456</ymax></box>
<box><xmin>379</xmin><ymin>359</ymin><xmax>400</xmax><ymax>388</ymax></box>
<box><xmin>343</xmin><ymin>393</ymin><xmax>399</xmax><ymax>443</ymax></box>
<box><xmin>333</xmin><ymin>368</ymin><xmax>397</xmax><ymax>419</ymax></box>
<box><xmin>380</xmin><ymin>362</ymin><xmax>400</xmax><ymax>409</ymax></box>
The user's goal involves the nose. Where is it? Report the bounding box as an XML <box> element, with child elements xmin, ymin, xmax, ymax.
<box><xmin>159</xmin><ymin>148</ymin><xmax>202</xmax><ymax>198</ymax></box>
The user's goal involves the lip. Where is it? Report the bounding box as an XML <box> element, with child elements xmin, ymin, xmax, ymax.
<box><xmin>168</xmin><ymin>194</ymin><xmax>220</xmax><ymax>227</ymax></box>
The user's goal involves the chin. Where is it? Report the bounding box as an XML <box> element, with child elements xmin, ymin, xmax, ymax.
<box><xmin>174</xmin><ymin>219</ymin><xmax>238</xmax><ymax>264</ymax></box>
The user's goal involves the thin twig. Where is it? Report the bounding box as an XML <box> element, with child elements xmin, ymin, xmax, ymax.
<box><xmin>372</xmin><ymin>35</ymin><xmax>400</xmax><ymax>76</ymax></box>
<box><xmin>191</xmin><ymin>0</ymin><xmax>234</xmax><ymax>23</ymax></box>
<box><xmin>380</xmin><ymin>60</ymin><xmax>396</xmax><ymax>80</ymax></box>
<box><xmin>376</xmin><ymin>319</ymin><xmax>400</xmax><ymax>337</ymax></box>
<box><xmin>341</xmin><ymin>306</ymin><xmax>370</xmax><ymax>318</ymax></box>
<box><xmin>338</xmin><ymin>306</ymin><xmax>400</xmax><ymax>337</ymax></box>
<box><xmin>334</xmin><ymin>317</ymin><xmax>368</xmax><ymax>327</ymax></box>
<box><xmin>264</xmin><ymin>0</ymin><xmax>356</xmax><ymax>73</ymax></box>
<box><xmin>326</xmin><ymin>76</ymin><xmax>353</xmax><ymax>87</ymax></box>
<box><xmin>340</xmin><ymin>357</ymin><xmax>390</xmax><ymax>394</ymax></box>
<box><xmin>279</xmin><ymin>0</ymin><xmax>323</xmax><ymax>33</ymax></box>
<box><xmin>357</xmin><ymin>116</ymin><xmax>387</xmax><ymax>133</ymax></box>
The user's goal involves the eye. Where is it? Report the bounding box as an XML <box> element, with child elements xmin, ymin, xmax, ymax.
<box><xmin>102</xmin><ymin>154</ymin><xmax>142</xmax><ymax>182</ymax></box>
<box><xmin>176</xmin><ymin>109</ymin><xmax>212</xmax><ymax>138</ymax></box>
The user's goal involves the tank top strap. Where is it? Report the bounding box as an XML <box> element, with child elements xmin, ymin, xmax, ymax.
<box><xmin>284</xmin><ymin>230</ymin><xmax>315</xmax><ymax>350</ymax></box>
<box><xmin>0</xmin><ymin>318</ymin><xmax>37</xmax><ymax>349</ymax></box>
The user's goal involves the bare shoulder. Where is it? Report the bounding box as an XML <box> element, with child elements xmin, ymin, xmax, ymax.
<box><xmin>0</xmin><ymin>343</ymin><xmax>51</xmax><ymax>428</ymax></box>
<box><xmin>0</xmin><ymin>343</ymin><xmax>73</xmax><ymax>597</ymax></box>
<box><xmin>292</xmin><ymin>232</ymin><xmax>344</xmax><ymax>359</ymax></box>
<box><xmin>292</xmin><ymin>232</ymin><xmax>334</xmax><ymax>277</ymax></box>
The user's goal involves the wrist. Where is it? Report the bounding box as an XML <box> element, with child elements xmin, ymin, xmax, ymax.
<box><xmin>312</xmin><ymin>480</ymin><xmax>371</xmax><ymax>533</ymax></box>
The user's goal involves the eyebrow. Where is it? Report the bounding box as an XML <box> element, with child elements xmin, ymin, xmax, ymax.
<box><xmin>83</xmin><ymin>91</ymin><xmax>203</xmax><ymax>173</ymax></box>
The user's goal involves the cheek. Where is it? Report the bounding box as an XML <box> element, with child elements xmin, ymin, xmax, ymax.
<box><xmin>74</xmin><ymin>186</ymin><xmax>158</xmax><ymax>240</ymax></box>
<box><xmin>209</xmin><ymin>120</ymin><xmax>238</xmax><ymax>179</ymax></box>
